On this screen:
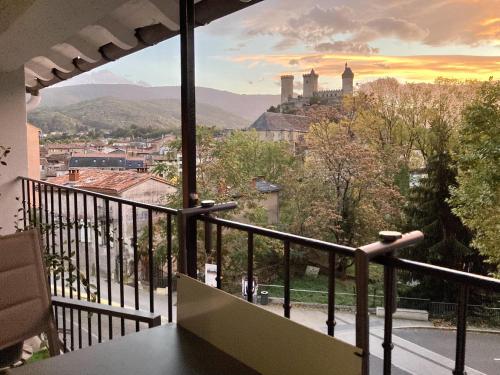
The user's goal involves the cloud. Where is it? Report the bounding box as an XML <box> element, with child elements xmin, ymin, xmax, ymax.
<box><xmin>289</xmin><ymin>59</ymin><xmax>300</xmax><ymax>65</ymax></box>
<box><xmin>361</xmin><ymin>17</ymin><xmax>428</xmax><ymax>41</ymax></box>
<box><xmin>238</xmin><ymin>0</ymin><xmax>500</xmax><ymax>50</ymax></box>
<box><xmin>232</xmin><ymin>53</ymin><xmax>499</xmax><ymax>82</ymax></box>
<box><xmin>315</xmin><ymin>41</ymin><xmax>379</xmax><ymax>55</ymax></box>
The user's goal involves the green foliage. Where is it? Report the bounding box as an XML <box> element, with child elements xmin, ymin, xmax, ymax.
<box><xmin>450</xmin><ymin>79</ymin><xmax>500</xmax><ymax>276</ymax></box>
<box><xmin>402</xmin><ymin>96</ymin><xmax>487</xmax><ymax>300</ymax></box>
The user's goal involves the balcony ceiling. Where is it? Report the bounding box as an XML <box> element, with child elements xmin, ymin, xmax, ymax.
<box><xmin>0</xmin><ymin>0</ymin><xmax>260</xmax><ymax>93</ymax></box>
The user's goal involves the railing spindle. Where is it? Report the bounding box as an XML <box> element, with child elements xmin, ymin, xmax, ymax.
<box><xmin>73</xmin><ymin>191</ymin><xmax>82</xmax><ymax>349</ymax></box>
<box><xmin>247</xmin><ymin>232</ymin><xmax>254</xmax><ymax>303</ymax></box>
<box><xmin>66</xmin><ymin>189</ymin><xmax>72</xmax><ymax>299</ymax></box>
<box><xmin>50</xmin><ymin>186</ymin><xmax>57</xmax><ymax>296</ymax></box>
<box><xmin>327</xmin><ymin>252</ymin><xmax>336</xmax><ymax>336</ymax></box>
<box><xmin>31</xmin><ymin>181</ymin><xmax>36</xmax><ymax>227</ymax></box>
<box><xmin>26</xmin><ymin>180</ymin><xmax>31</xmax><ymax>227</ymax></box>
<box><xmin>105</xmin><ymin>199</ymin><xmax>112</xmax><ymax>340</ymax></box>
<box><xmin>38</xmin><ymin>181</ymin><xmax>43</xmax><ymax>238</ymax></box>
<box><xmin>57</xmin><ymin>187</ymin><xmax>67</xmax><ymax>349</ymax></box>
<box><xmin>148</xmin><ymin>208</ymin><xmax>154</xmax><ymax>313</ymax></box>
<box><xmin>44</xmin><ymin>184</ymin><xmax>50</xmax><ymax>287</ymax></box>
<box><xmin>93</xmin><ymin>196</ymin><xmax>102</xmax><ymax>343</ymax></box>
<box><xmin>21</xmin><ymin>179</ymin><xmax>27</xmax><ymax>229</ymax></box>
<box><xmin>132</xmin><ymin>205</ymin><xmax>139</xmax><ymax>332</ymax></box>
<box><xmin>383</xmin><ymin>261</ymin><xmax>396</xmax><ymax>374</ymax></box>
<box><xmin>118</xmin><ymin>202</ymin><xmax>125</xmax><ymax>336</ymax></box>
<box><xmin>216</xmin><ymin>224</ymin><xmax>222</xmax><ymax>290</ymax></box>
<box><xmin>453</xmin><ymin>284</ymin><xmax>469</xmax><ymax>375</ymax></box>
<box><xmin>283</xmin><ymin>240</ymin><xmax>291</xmax><ymax>318</ymax></box>
<box><xmin>83</xmin><ymin>193</ymin><xmax>92</xmax><ymax>346</ymax></box>
<box><xmin>167</xmin><ymin>213</ymin><xmax>173</xmax><ymax>322</ymax></box>
<box><xmin>65</xmin><ymin>189</ymin><xmax>74</xmax><ymax>351</ymax></box>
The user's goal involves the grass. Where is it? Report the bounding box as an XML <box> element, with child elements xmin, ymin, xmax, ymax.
<box><xmin>26</xmin><ymin>348</ymin><xmax>50</xmax><ymax>364</ymax></box>
<box><xmin>261</xmin><ymin>274</ymin><xmax>384</xmax><ymax>306</ymax></box>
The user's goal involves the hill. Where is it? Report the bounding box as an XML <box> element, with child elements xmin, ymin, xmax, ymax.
<box><xmin>40</xmin><ymin>84</ymin><xmax>280</xmax><ymax>121</ymax></box>
<box><xmin>29</xmin><ymin>97</ymin><xmax>250</xmax><ymax>133</ymax></box>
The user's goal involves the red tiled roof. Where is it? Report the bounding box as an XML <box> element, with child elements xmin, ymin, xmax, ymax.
<box><xmin>48</xmin><ymin>169</ymin><xmax>170</xmax><ymax>194</ymax></box>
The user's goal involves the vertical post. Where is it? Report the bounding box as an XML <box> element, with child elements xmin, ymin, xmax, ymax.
<box><xmin>21</xmin><ymin>179</ymin><xmax>27</xmax><ymax>229</ymax></box>
<box><xmin>383</xmin><ymin>256</ymin><xmax>396</xmax><ymax>375</ymax></box>
<box><xmin>247</xmin><ymin>232</ymin><xmax>254</xmax><ymax>303</ymax></box>
<box><xmin>327</xmin><ymin>251</ymin><xmax>336</xmax><ymax>336</ymax></box>
<box><xmin>216</xmin><ymin>224</ymin><xmax>222</xmax><ymax>289</ymax></box>
<box><xmin>105</xmin><ymin>199</ymin><xmax>112</xmax><ymax>340</ymax></box>
<box><xmin>132</xmin><ymin>205</ymin><xmax>139</xmax><ymax>332</ymax></box>
<box><xmin>355</xmin><ymin>249</ymin><xmax>370</xmax><ymax>375</ymax></box>
<box><xmin>166</xmin><ymin>213</ymin><xmax>173</xmax><ymax>322</ymax></box>
<box><xmin>148</xmin><ymin>208</ymin><xmax>154</xmax><ymax>312</ymax></box>
<box><xmin>180</xmin><ymin>0</ymin><xmax>198</xmax><ymax>278</ymax></box>
<box><xmin>118</xmin><ymin>202</ymin><xmax>125</xmax><ymax>336</ymax></box>
<box><xmin>283</xmin><ymin>240</ymin><xmax>291</xmax><ymax>318</ymax></box>
<box><xmin>453</xmin><ymin>284</ymin><xmax>469</xmax><ymax>375</ymax></box>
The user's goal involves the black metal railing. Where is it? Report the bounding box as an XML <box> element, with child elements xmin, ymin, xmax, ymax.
<box><xmin>20</xmin><ymin>177</ymin><xmax>176</xmax><ymax>351</ymax></box>
<box><xmin>196</xmin><ymin>214</ymin><xmax>500</xmax><ymax>375</ymax></box>
<box><xmin>18</xmin><ymin>177</ymin><xmax>500</xmax><ymax>374</ymax></box>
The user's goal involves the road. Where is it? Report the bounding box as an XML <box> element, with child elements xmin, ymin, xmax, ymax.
<box><xmin>395</xmin><ymin>328</ymin><xmax>500</xmax><ymax>375</ymax></box>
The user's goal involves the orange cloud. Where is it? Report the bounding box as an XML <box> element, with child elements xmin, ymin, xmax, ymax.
<box><xmin>232</xmin><ymin>53</ymin><xmax>498</xmax><ymax>82</ymax></box>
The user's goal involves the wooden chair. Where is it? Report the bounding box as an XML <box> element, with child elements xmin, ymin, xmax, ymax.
<box><xmin>0</xmin><ymin>230</ymin><xmax>60</xmax><ymax>367</ymax></box>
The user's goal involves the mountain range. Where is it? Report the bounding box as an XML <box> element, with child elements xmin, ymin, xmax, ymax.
<box><xmin>30</xmin><ymin>96</ymin><xmax>258</xmax><ymax>134</ymax></box>
<box><xmin>29</xmin><ymin>72</ymin><xmax>281</xmax><ymax>134</ymax></box>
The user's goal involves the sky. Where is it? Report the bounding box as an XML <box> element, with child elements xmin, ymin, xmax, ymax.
<box><xmin>97</xmin><ymin>0</ymin><xmax>499</xmax><ymax>94</ymax></box>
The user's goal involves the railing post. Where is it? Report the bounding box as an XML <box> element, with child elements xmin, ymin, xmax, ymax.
<box><xmin>327</xmin><ymin>251</ymin><xmax>336</xmax><ymax>336</ymax></box>
<box><xmin>283</xmin><ymin>240</ymin><xmax>291</xmax><ymax>318</ymax></box>
<box><xmin>453</xmin><ymin>284</ymin><xmax>469</xmax><ymax>375</ymax></box>
<box><xmin>355</xmin><ymin>249</ymin><xmax>370</xmax><ymax>375</ymax></box>
<box><xmin>382</xmin><ymin>252</ymin><xmax>396</xmax><ymax>375</ymax></box>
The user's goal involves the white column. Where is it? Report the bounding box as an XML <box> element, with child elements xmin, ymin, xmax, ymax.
<box><xmin>0</xmin><ymin>68</ymin><xmax>28</xmax><ymax>234</ymax></box>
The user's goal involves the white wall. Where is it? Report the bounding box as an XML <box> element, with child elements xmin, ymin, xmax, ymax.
<box><xmin>0</xmin><ymin>68</ymin><xmax>27</xmax><ymax>234</ymax></box>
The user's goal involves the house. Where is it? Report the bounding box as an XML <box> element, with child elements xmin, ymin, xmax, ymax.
<box><xmin>249</xmin><ymin>112</ymin><xmax>312</xmax><ymax>153</ymax></box>
<box><xmin>48</xmin><ymin>169</ymin><xmax>177</xmax><ymax>281</ymax></box>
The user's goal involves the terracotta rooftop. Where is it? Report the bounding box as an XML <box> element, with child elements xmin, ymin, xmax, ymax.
<box><xmin>249</xmin><ymin>112</ymin><xmax>312</xmax><ymax>132</ymax></box>
<box><xmin>48</xmin><ymin>170</ymin><xmax>171</xmax><ymax>195</ymax></box>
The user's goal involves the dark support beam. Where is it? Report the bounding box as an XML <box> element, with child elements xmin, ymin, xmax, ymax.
<box><xmin>180</xmin><ymin>0</ymin><xmax>198</xmax><ymax>278</ymax></box>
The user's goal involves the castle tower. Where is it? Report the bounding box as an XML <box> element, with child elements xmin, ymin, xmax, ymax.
<box><xmin>280</xmin><ymin>75</ymin><xmax>294</xmax><ymax>104</ymax></box>
<box><xmin>302</xmin><ymin>69</ymin><xmax>318</xmax><ymax>98</ymax></box>
<box><xmin>342</xmin><ymin>63</ymin><xmax>354</xmax><ymax>94</ymax></box>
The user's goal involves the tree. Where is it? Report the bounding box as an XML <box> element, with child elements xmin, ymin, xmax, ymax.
<box><xmin>403</xmin><ymin>102</ymin><xmax>487</xmax><ymax>300</ymax></box>
<box><xmin>450</xmin><ymin>79</ymin><xmax>500</xmax><ymax>276</ymax></box>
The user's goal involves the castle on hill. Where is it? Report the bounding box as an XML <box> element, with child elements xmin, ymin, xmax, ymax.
<box><xmin>280</xmin><ymin>63</ymin><xmax>354</xmax><ymax>111</ymax></box>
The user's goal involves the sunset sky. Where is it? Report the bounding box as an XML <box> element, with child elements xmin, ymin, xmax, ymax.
<box><xmin>98</xmin><ymin>0</ymin><xmax>499</xmax><ymax>94</ymax></box>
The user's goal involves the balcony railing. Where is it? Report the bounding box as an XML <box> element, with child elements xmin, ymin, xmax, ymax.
<box><xmin>19</xmin><ymin>177</ymin><xmax>177</xmax><ymax>352</ymax></box>
<box><xmin>18</xmin><ymin>176</ymin><xmax>500</xmax><ymax>375</ymax></box>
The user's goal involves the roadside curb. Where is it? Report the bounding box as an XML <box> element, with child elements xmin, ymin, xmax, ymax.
<box><xmin>393</xmin><ymin>326</ymin><xmax>500</xmax><ymax>334</ymax></box>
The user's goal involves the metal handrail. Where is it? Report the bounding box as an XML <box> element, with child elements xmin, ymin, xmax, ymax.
<box><xmin>18</xmin><ymin>176</ymin><xmax>178</xmax><ymax>215</ymax></box>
